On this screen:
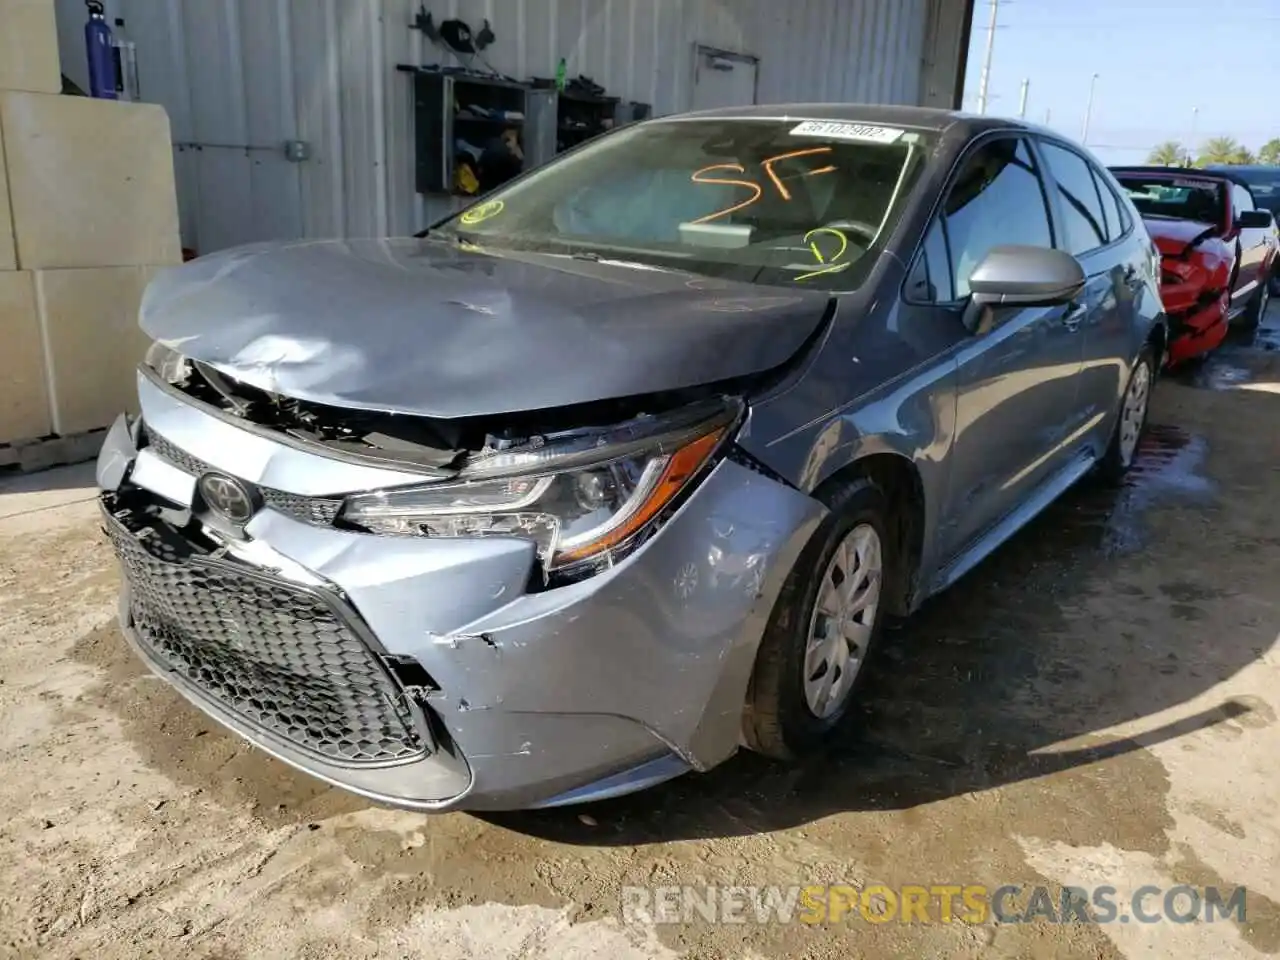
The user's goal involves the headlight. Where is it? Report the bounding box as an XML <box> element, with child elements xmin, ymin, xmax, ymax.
<box><xmin>340</xmin><ymin>399</ymin><xmax>739</xmax><ymax>575</ymax></box>
<box><xmin>144</xmin><ymin>341</ymin><xmax>191</xmax><ymax>385</ymax></box>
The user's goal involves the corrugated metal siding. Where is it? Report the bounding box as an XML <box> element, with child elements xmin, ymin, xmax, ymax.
<box><xmin>55</xmin><ymin>0</ymin><xmax>966</xmax><ymax>252</ymax></box>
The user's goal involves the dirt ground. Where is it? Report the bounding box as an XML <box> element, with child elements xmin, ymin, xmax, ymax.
<box><xmin>3</xmin><ymin>310</ymin><xmax>1280</xmax><ymax>960</ymax></box>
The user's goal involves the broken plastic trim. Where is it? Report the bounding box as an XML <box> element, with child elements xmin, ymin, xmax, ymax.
<box><xmin>1170</xmin><ymin>224</ymin><xmax>1221</xmax><ymax>260</ymax></box>
<box><xmin>458</xmin><ymin>396</ymin><xmax>742</xmax><ymax>481</ymax></box>
<box><xmin>138</xmin><ymin>362</ymin><xmax>463</xmax><ymax>479</ymax></box>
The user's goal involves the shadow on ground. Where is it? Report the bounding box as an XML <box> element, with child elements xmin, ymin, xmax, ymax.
<box><xmin>0</xmin><ymin>460</ymin><xmax>99</xmax><ymax>520</ymax></box>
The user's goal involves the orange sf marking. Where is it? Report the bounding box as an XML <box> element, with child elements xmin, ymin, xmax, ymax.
<box><xmin>690</xmin><ymin>149</ymin><xmax>837</xmax><ymax>223</ymax></box>
<box><xmin>760</xmin><ymin>147</ymin><xmax>835</xmax><ymax>200</ymax></box>
<box><xmin>689</xmin><ymin>164</ymin><xmax>763</xmax><ymax>224</ymax></box>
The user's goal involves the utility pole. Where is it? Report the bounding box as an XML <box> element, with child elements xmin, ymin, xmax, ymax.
<box><xmin>975</xmin><ymin>0</ymin><xmax>1000</xmax><ymax>114</ymax></box>
<box><xmin>1188</xmin><ymin>106</ymin><xmax>1199</xmax><ymax>164</ymax></box>
<box><xmin>1018</xmin><ymin>78</ymin><xmax>1029</xmax><ymax>118</ymax></box>
<box><xmin>1044</xmin><ymin>107</ymin><xmax>1051</xmax><ymax>125</ymax></box>
<box><xmin>1081</xmin><ymin>73</ymin><xmax>1099</xmax><ymax>144</ymax></box>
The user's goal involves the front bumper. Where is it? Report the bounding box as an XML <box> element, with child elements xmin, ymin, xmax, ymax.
<box><xmin>96</xmin><ymin>374</ymin><xmax>824</xmax><ymax>810</ymax></box>
<box><xmin>1165</xmin><ymin>295</ymin><xmax>1230</xmax><ymax>366</ymax></box>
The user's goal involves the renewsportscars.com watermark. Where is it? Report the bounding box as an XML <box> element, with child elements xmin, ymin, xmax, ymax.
<box><xmin>621</xmin><ymin>884</ymin><xmax>1248</xmax><ymax>926</ymax></box>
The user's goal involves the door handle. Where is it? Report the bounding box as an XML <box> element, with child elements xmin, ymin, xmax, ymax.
<box><xmin>1063</xmin><ymin>303</ymin><xmax>1087</xmax><ymax>332</ymax></box>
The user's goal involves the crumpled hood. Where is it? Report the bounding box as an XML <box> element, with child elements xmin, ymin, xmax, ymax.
<box><xmin>1143</xmin><ymin>218</ymin><xmax>1220</xmax><ymax>259</ymax></box>
<box><xmin>140</xmin><ymin>238</ymin><xmax>831</xmax><ymax>419</ymax></box>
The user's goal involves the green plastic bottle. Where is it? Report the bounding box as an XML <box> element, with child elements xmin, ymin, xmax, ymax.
<box><xmin>555</xmin><ymin>57</ymin><xmax>567</xmax><ymax>91</ymax></box>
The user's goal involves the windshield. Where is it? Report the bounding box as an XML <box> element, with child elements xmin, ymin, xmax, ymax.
<box><xmin>1115</xmin><ymin>175</ymin><xmax>1224</xmax><ymax>225</ymax></box>
<box><xmin>1227</xmin><ymin>169</ymin><xmax>1280</xmax><ymax>214</ymax></box>
<box><xmin>435</xmin><ymin>118</ymin><xmax>933</xmax><ymax>291</ymax></box>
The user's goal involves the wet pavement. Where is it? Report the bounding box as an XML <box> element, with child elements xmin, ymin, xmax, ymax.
<box><xmin>1</xmin><ymin>306</ymin><xmax>1279</xmax><ymax>959</ymax></box>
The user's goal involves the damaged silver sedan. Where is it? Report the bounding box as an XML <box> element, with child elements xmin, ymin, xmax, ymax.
<box><xmin>98</xmin><ymin>105</ymin><xmax>1165</xmax><ymax>810</ymax></box>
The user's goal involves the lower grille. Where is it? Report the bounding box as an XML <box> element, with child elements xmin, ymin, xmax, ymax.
<box><xmin>103</xmin><ymin>498</ymin><xmax>428</xmax><ymax>766</ymax></box>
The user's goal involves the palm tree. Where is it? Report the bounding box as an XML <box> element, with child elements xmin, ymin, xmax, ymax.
<box><xmin>1195</xmin><ymin>137</ymin><xmax>1254</xmax><ymax>166</ymax></box>
<box><xmin>1259</xmin><ymin>138</ymin><xmax>1280</xmax><ymax>166</ymax></box>
<box><xmin>1146</xmin><ymin>141</ymin><xmax>1186</xmax><ymax>166</ymax></box>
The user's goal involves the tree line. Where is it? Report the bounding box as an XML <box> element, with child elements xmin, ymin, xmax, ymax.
<box><xmin>1146</xmin><ymin>137</ymin><xmax>1280</xmax><ymax>167</ymax></box>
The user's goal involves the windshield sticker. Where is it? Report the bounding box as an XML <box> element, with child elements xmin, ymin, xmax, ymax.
<box><xmin>1170</xmin><ymin>179</ymin><xmax>1217</xmax><ymax>190</ymax></box>
<box><xmin>790</xmin><ymin>120</ymin><xmax>904</xmax><ymax>144</ymax></box>
<box><xmin>460</xmin><ymin>199</ymin><xmax>504</xmax><ymax>225</ymax></box>
<box><xmin>794</xmin><ymin>227</ymin><xmax>852</xmax><ymax>281</ymax></box>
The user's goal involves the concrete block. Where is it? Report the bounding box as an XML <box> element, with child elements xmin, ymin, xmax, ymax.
<box><xmin>1</xmin><ymin>92</ymin><xmax>182</xmax><ymax>269</ymax></box>
<box><xmin>36</xmin><ymin>265</ymin><xmax>150</xmax><ymax>436</ymax></box>
<box><xmin>0</xmin><ymin>271</ymin><xmax>52</xmax><ymax>443</ymax></box>
<box><xmin>0</xmin><ymin>0</ymin><xmax>61</xmax><ymax>94</ymax></box>
<box><xmin>0</xmin><ymin>138</ymin><xmax>14</xmax><ymax>270</ymax></box>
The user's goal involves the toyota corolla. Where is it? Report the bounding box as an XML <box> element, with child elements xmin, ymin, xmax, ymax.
<box><xmin>98</xmin><ymin>105</ymin><xmax>1166</xmax><ymax>811</ymax></box>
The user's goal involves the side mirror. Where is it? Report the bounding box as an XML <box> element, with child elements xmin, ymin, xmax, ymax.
<box><xmin>1237</xmin><ymin>210</ymin><xmax>1273</xmax><ymax>229</ymax></box>
<box><xmin>968</xmin><ymin>245</ymin><xmax>1087</xmax><ymax>307</ymax></box>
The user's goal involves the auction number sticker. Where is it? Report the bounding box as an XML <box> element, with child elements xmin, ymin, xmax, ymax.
<box><xmin>460</xmin><ymin>200</ymin><xmax>504</xmax><ymax>225</ymax></box>
<box><xmin>790</xmin><ymin>120</ymin><xmax>904</xmax><ymax>144</ymax></box>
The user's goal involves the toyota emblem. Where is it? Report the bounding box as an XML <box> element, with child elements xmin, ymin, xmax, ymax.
<box><xmin>198</xmin><ymin>473</ymin><xmax>257</xmax><ymax>524</ymax></box>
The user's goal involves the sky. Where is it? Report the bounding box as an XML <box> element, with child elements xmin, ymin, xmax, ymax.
<box><xmin>959</xmin><ymin>0</ymin><xmax>1280</xmax><ymax>164</ymax></box>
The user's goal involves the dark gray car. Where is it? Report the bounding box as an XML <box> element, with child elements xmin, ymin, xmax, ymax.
<box><xmin>96</xmin><ymin>104</ymin><xmax>1166</xmax><ymax>811</ymax></box>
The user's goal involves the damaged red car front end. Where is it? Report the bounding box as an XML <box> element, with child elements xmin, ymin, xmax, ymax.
<box><xmin>1147</xmin><ymin>220</ymin><xmax>1233</xmax><ymax>367</ymax></box>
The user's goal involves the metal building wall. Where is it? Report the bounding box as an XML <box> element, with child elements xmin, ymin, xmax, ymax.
<box><xmin>55</xmin><ymin>0</ymin><xmax>968</xmax><ymax>254</ymax></box>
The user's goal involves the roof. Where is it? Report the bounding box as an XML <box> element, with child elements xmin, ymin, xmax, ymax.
<box><xmin>661</xmin><ymin>102</ymin><xmax>1036</xmax><ymax>136</ymax></box>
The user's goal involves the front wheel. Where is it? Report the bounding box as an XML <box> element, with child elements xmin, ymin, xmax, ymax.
<box><xmin>743</xmin><ymin>477</ymin><xmax>894</xmax><ymax>760</ymax></box>
<box><xmin>1098</xmin><ymin>345</ymin><xmax>1155</xmax><ymax>485</ymax></box>
<box><xmin>1237</xmin><ymin>275</ymin><xmax>1270</xmax><ymax>331</ymax></box>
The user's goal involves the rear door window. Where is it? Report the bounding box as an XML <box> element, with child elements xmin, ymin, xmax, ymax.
<box><xmin>1040</xmin><ymin>142</ymin><xmax>1108</xmax><ymax>255</ymax></box>
<box><xmin>1092</xmin><ymin>169</ymin><xmax>1126</xmax><ymax>242</ymax></box>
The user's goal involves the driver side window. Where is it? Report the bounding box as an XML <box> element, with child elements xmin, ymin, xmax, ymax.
<box><xmin>1232</xmin><ymin>183</ymin><xmax>1255</xmax><ymax>217</ymax></box>
<box><xmin>907</xmin><ymin>137</ymin><xmax>1055</xmax><ymax>302</ymax></box>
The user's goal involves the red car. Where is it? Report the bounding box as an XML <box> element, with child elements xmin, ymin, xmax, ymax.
<box><xmin>1110</xmin><ymin>167</ymin><xmax>1276</xmax><ymax>365</ymax></box>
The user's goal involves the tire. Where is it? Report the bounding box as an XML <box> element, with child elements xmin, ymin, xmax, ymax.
<box><xmin>1098</xmin><ymin>344</ymin><xmax>1155</xmax><ymax>485</ymax></box>
<box><xmin>743</xmin><ymin>476</ymin><xmax>895</xmax><ymax>760</ymax></box>
<box><xmin>1241</xmin><ymin>276</ymin><xmax>1271</xmax><ymax>330</ymax></box>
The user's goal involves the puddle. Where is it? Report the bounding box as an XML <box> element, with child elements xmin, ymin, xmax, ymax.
<box><xmin>1188</xmin><ymin>360</ymin><xmax>1254</xmax><ymax>391</ymax></box>
<box><xmin>1120</xmin><ymin>423</ymin><xmax>1214</xmax><ymax>499</ymax></box>
<box><xmin>1180</xmin><ymin>313</ymin><xmax>1280</xmax><ymax>390</ymax></box>
<box><xmin>1048</xmin><ymin>424</ymin><xmax>1214</xmax><ymax>557</ymax></box>
<box><xmin>1251</xmin><ymin>317</ymin><xmax>1280</xmax><ymax>352</ymax></box>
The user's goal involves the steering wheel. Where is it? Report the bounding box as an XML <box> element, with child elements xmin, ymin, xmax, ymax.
<box><xmin>824</xmin><ymin>219</ymin><xmax>879</xmax><ymax>245</ymax></box>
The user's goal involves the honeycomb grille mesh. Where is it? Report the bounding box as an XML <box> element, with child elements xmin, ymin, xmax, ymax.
<box><xmin>145</xmin><ymin>430</ymin><xmax>342</xmax><ymax>527</ymax></box>
<box><xmin>103</xmin><ymin>503</ymin><xmax>427</xmax><ymax>765</ymax></box>
<box><xmin>260</xmin><ymin>489</ymin><xmax>342</xmax><ymax>526</ymax></box>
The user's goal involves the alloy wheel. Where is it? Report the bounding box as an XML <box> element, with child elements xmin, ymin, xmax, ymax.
<box><xmin>1118</xmin><ymin>360</ymin><xmax>1151</xmax><ymax>467</ymax></box>
<box><xmin>803</xmin><ymin>523</ymin><xmax>882</xmax><ymax>719</ymax></box>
